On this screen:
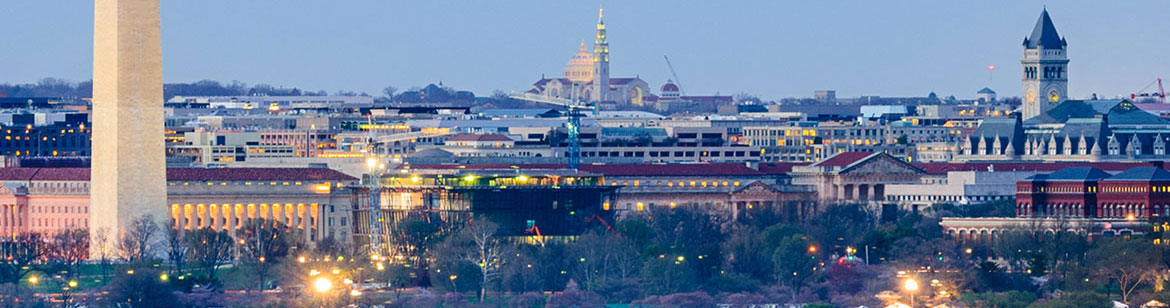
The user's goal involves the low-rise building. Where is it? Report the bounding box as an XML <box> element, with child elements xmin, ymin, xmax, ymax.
<box><xmin>0</xmin><ymin>167</ymin><xmax>358</xmax><ymax>246</ymax></box>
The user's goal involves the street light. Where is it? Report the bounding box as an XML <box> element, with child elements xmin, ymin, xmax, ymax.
<box><xmin>27</xmin><ymin>276</ymin><xmax>38</xmax><ymax>285</ymax></box>
<box><xmin>313</xmin><ymin>277</ymin><xmax>333</xmax><ymax>293</ymax></box>
<box><xmin>903</xmin><ymin>279</ymin><xmax>919</xmax><ymax>307</ymax></box>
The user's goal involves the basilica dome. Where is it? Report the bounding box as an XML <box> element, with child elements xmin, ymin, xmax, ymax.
<box><xmin>563</xmin><ymin>42</ymin><xmax>594</xmax><ymax>83</ymax></box>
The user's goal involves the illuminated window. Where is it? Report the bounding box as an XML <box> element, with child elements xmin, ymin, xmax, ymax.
<box><xmin>636</xmin><ymin>202</ymin><xmax>644</xmax><ymax>211</ymax></box>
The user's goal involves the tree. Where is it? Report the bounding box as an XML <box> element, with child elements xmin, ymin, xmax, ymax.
<box><xmin>0</xmin><ymin>233</ymin><xmax>45</xmax><ymax>285</ymax></box>
<box><xmin>1088</xmin><ymin>237</ymin><xmax>1164</xmax><ymax>304</ymax></box>
<box><xmin>723</xmin><ymin>226</ymin><xmax>771</xmax><ymax>281</ymax></box>
<box><xmin>383</xmin><ymin>86</ymin><xmax>398</xmax><ymax>101</ymax></box>
<box><xmin>239</xmin><ymin>219</ymin><xmax>294</xmax><ymax>292</ymax></box>
<box><xmin>46</xmin><ymin>229</ymin><xmax>88</xmax><ymax>281</ymax></box>
<box><xmin>186</xmin><ymin>228</ymin><xmax>235</xmax><ymax>283</ymax></box>
<box><xmin>643</xmin><ymin>205</ymin><xmax>725</xmax><ymax>282</ymax></box>
<box><xmin>641</xmin><ymin>254</ymin><xmax>698</xmax><ymax>295</ymax></box>
<box><xmin>804</xmin><ymin>204</ymin><xmax>874</xmax><ymax>256</ymax></box>
<box><xmin>165</xmin><ymin>225</ymin><xmax>188</xmax><ymax>280</ymax></box>
<box><xmin>119</xmin><ymin>214</ymin><xmax>160</xmax><ymax>262</ymax></box>
<box><xmin>92</xmin><ymin>227</ymin><xmax>116</xmax><ymax>280</ymax></box>
<box><xmin>465</xmin><ymin>219</ymin><xmax>504</xmax><ymax>303</ymax></box>
<box><xmin>772</xmin><ymin>234</ymin><xmax>818</xmax><ymax>299</ymax></box>
<box><xmin>104</xmin><ymin>267</ymin><xmax>179</xmax><ymax>308</ymax></box>
<box><xmin>568</xmin><ymin>229</ymin><xmax>640</xmax><ymax>290</ymax></box>
<box><xmin>391</xmin><ymin>214</ymin><xmax>440</xmax><ymax>269</ymax></box>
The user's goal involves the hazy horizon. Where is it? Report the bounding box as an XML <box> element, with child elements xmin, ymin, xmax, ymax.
<box><xmin>1</xmin><ymin>1</ymin><xmax>1167</xmax><ymax>100</ymax></box>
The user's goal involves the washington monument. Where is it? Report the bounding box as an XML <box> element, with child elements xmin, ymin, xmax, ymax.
<box><xmin>90</xmin><ymin>0</ymin><xmax>167</xmax><ymax>255</ymax></box>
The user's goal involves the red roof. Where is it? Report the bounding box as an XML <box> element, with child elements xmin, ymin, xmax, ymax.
<box><xmin>0</xmin><ymin>168</ymin><xmax>81</xmax><ymax>181</ymax></box>
<box><xmin>581</xmin><ymin>163</ymin><xmax>764</xmax><ymax>176</ymax></box>
<box><xmin>399</xmin><ymin>163</ymin><xmax>768</xmax><ymax>176</ymax></box>
<box><xmin>813</xmin><ymin>152</ymin><xmax>876</xmax><ymax>168</ymax></box>
<box><xmin>166</xmin><ymin>168</ymin><xmax>358</xmax><ymax>182</ymax></box>
<box><xmin>446</xmin><ymin>134</ymin><xmax>513</xmax><ymax>142</ymax></box>
<box><xmin>913</xmin><ymin>162</ymin><xmax>1163</xmax><ymax>175</ymax></box>
<box><xmin>0</xmin><ymin>168</ymin><xmax>356</xmax><ymax>182</ymax></box>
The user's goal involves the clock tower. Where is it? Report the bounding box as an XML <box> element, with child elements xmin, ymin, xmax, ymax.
<box><xmin>1021</xmin><ymin>8</ymin><xmax>1068</xmax><ymax>120</ymax></box>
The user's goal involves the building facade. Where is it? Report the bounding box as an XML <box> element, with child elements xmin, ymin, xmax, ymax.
<box><xmin>0</xmin><ymin>167</ymin><xmax>358</xmax><ymax>246</ymax></box>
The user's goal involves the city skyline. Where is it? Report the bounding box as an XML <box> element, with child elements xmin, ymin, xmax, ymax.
<box><xmin>1</xmin><ymin>1</ymin><xmax>1167</xmax><ymax>100</ymax></box>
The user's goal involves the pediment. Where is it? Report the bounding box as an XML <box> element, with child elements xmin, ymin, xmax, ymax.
<box><xmin>732</xmin><ymin>181</ymin><xmax>780</xmax><ymax>195</ymax></box>
<box><xmin>838</xmin><ymin>154</ymin><xmax>924</xmax><ymax>176</ymax></box>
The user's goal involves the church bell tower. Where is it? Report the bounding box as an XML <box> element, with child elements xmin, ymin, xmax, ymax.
<box><xmin>1021</xmin><ymin>8</ymin><xmax>1069</xmax><ymax>120</ymax></box>
<box><xmin>591</xmin><ymin>7</ymin><xmax>610</xmax><ymax>103</ymax></box>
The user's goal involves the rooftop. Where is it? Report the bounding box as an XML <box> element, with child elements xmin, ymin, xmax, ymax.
<box><xmin>812</xmin><ymin>152</ymin><xmax>876</xmax><ymax>168</ymax></box>
<box><xmin>1024</xmin><ymin>9</ymin><xmax>1065</xmax><ymax>49</ymax></box>
<box><xmin>1044</xmin><ymin>167</ymin><xmax>1111</xmax><ymax>181</ymax></box>
<box><xmin>0</xmin><ymin>167</ymin><xmax>357</xmax><ymax>182</ymax></box>
<box><xmin>1102</xmin><ymin>167</ymin><xmax>1170</xmax><ymax>182</ymax></box>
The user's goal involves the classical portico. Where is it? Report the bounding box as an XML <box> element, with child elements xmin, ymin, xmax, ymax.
<box><xmin>729</xmin><ymin>181</ymin><xmax>818</xmax><ymax>222</ymax></box>
<box><xmin>791</xmin><ymin>152</ymin><xmax>925</xmax><ymax>204</ymax></box>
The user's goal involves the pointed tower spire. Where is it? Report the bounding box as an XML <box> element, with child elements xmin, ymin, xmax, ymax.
<box><xmin>598</xmin><ymin>5</ymin><xmax>604</xmax><ymax>24</ymax></box>
<box><xmin>591</xmin><ymin>4</ymin><xmax>610</xmax><ymax>103</ymax></box>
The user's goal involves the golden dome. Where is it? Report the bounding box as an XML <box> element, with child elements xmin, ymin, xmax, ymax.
<box><xmin>563</xmin><ymin>42</ymin><xmax>594</xmax><ymax>83</ymax></box>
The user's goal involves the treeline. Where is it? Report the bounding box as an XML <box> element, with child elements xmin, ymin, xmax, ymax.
<box><xmin>0</xmin><ymin>78</ymin><xmax>360</xmax><ymax>101</ymax></box>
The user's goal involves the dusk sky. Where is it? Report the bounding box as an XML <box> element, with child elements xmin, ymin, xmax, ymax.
<box><xmin>1</xmin><ymin>1</ymin><xmax>1167</xmax><ymax>100</ymax></box>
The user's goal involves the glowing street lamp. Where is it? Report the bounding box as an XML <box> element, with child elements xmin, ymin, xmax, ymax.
<box><xmin>68</xmin><ymin>280</ymin><xmax>78</xmax><ymax>288</ymax></box>
<box><xmin>27</xmin><ymin>276</ymin><xmax>38</xmax><ymax>285</ymax></box>
<box><xmin>903</xmin><ymin>278</ymin><xmax>919</xmax><ymax>307</ymax></box>
<box><xmin>313</xmin><ymin>277</ymin><xmax>333</xmax><ymax>293</ymax></box>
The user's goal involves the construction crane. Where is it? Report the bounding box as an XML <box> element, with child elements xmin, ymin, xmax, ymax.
<box><xmin>1131</xmin><ymin>78</ymin><xmax>1166</xmax><ymax>104</ymax></box>
<box><xmin>363</xmin><ymin>116</ymin><xmax>388</xmax><ymax>259</ymax></box>
<box><xmin>664</xmin><ymin>55</ymin><xmax>686</xmax><ymax>96</ymax></box>
<box><xmin>509</xmin><ymin>90</ymin><xmax>595</xmax><ymax>170</ymax></box>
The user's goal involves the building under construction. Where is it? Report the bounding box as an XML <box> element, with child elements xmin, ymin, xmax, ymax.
<box><xmin>351</xmin><ymin>166</ymin><xmax>620</xmax><ymax>257</ymax></box>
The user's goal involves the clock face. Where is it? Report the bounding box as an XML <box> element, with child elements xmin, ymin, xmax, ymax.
<box><xmin>1026</xmin><ymin>91</ymin><xmax>1036</xmax><ymax>103</ymax></box>
<box><xmin>1048</xmin><ymin>91</ymin><xmax>1060</xmax><ymax>102</ymax></box>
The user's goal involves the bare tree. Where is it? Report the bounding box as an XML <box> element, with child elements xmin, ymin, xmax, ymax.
<box><xmin>382</xmin><ymin>86</ymin><xmax>398</xmax><ymax>101</ymax></box>
<box><xmin>1089</xmin><ymin>238</ymin><xmax>1164</xmax><ymax>304</ymax></box>
<box><xmin>119</xmin><ymin>215</ymin><xmax>160</xmax><ymax>262</ymax></box>
<box><xmin>165</xmin><ymin>223</ymin><xmax>189</xmax><ymax>277</ymax></box>
<box><xmin>463</xmin><ymin>219</ymin><xmax>503</xmax><ymax>303</ymax></box>
<box><xmin>239</xmin><ymin>219</ymin><xmax>294</xmax><ymax>292</ymax></box>
<box><xmin>47</xmin><ymin>229</ymin><xmax>89</xmax><ymax>280</ymax></box>
<box><xmin>0</xmin><ymin>232</ymin><xmax>45</xmax><ymax>285</ymax></box>
<box><xmin>92</xmin><ymin>227</ymin><xmax>115</xmax><ymax>279</ymax></box>
<box><xmin>187</xmin><ymin>227</ymin><xmax>235</xmax><ymax>282</ymax></box>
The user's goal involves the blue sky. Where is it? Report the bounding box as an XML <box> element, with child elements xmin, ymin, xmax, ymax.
<box><xmin>0</xmin><ymin>1</ymin><xmax>1167</xmax><ymax>100</ymax></box>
